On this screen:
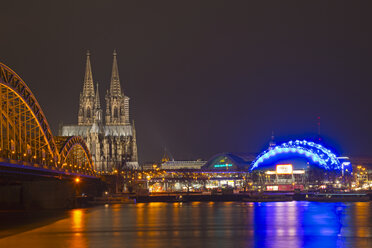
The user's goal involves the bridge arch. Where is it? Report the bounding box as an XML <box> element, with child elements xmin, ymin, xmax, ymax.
<box><xmin>0</xmin><ymin>63</ymin><xmax>58</xmax><ymax>165</ymax></box>
<box><xmin>0</xmin><ymin>63</ymin><xmax>96</xmax><ymax>176</ymax></box>
<box><xmin>250</xmin><ymin>140</ymin><xmax>342</xmax><ymax>171</ymax></box>
<box><xmin>57</xmin><ymin>136</ymin><xmax>95</xmax><ymax>175</ymax></box>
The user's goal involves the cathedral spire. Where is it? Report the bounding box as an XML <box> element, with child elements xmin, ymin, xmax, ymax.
<box><xmin>95</xmin><ymin>83</ymin><xmax>101</xmax><ymax>109</ymax></box>
<box><xmin>110</xmin><ymin>49</ymin><xmax>122</xmax><ymax>96</ymax></box>
<box><xmin>93</xmin><ymin>83</ymin><xmax>103</xmax><ymax>125</ymax></box>
<box><xmin>132</xmin><ymin>120</ymin><xmax>138</xmax><ymax>162</ymax></box>
<box><xmin>83</xmin><ymin>50</ymin><xmax>95</xmax><ymax>97</ymax></box>
<box><xmin>78</xmin><ymin>50</ymin><xmax>95</xmax><ymax>125</ymax></box>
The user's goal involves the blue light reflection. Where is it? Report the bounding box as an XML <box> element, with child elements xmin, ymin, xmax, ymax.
<box><xmin>251</xmin><ymin>201</ymin><xmax>356</xmax><ymax>248</ymax></box>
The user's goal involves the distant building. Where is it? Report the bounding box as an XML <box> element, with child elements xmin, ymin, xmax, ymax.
<box><xmin>202</xmin><ymin>152</ymin><xmax>256</xmax><ymax>171</ymax></box>
<box><xmin>161</xmin><ymin>148</ymin><xmax>172</xmax><ymax>164</ymax></box>
<box><xmin>61</xmin><ymin>51</ymin><xmax>138</xmax><ymax>172</ymax></box>
<box><xmin>161</xmin><ymin>160</ymin><xmax>206</xmax><ymax>170</ymax></box>
<box><xmin>142</xmin><ymin>162</ymin><xmax>159</xmax><ymax>170</ymax></box>
<box><xmin>249</xmin><ymin>140</ymin><xmax>353</xmax><ymax>191</ymax></box>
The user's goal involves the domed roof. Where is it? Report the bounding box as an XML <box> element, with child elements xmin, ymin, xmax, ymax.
<box><xmin>203</xmin><ymin>152</ymin><xmax>256</xmax><ymax>171</ymax></box>
<box><xmin>250</xmin><ymin>140</ymin><xmax>342</xmax><ymax>171</ymax></box>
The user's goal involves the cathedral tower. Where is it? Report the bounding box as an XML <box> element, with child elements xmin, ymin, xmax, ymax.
<box><xmin>94</xmin><ymin>83</ymin><xmax>103</xmax><ymax>124</ymax></box>
<box><xmin>62</xmin><ymin>50</ymin><xmax>139</xmax><ymax>172</ymax></box>
<box><xmin>78</xmin><ymin>51</ymin><xmax>96</xmax><ymax>125</ymax></box>
<box><xmin>132</xmin><ymin>120</ymin><xmax>138</xmax><ymax>162</ymax></box>
<box><xmin>105</xmin><ymin>50</ymin><xmax>130</xmax><ymax>125</ymax></box>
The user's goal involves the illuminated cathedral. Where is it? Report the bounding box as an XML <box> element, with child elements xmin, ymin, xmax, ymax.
<box><xmin>61</xmin><ymin>50</ymin><xmax>139</xmax><ymax>172</ymax></box>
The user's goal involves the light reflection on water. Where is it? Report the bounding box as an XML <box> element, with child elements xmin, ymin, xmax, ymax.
<box><xmin>0</xmin><ymin>201</ymin><xmax>371</xmax><ymax>248</ymax></box>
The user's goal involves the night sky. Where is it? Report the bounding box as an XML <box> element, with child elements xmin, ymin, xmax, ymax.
<box><xmin>1</xmin><ymin>1</ymin><xmax>372</xmax><ymax>162</ymax></box>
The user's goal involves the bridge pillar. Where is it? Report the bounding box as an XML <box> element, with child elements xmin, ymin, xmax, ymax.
<box><xmin>0</xmin><ymin>180</ymin><xmax>78</xmax><ymax>210</ymax></box>
<box><xmin>21</xmin><ymin>180</ymin><xmax>76</xmax><ymax>209</ymax></box>
<box><xmin>0</xmin><ymin>185</ymin><xmax>22</xmax><ymax>209</ymax></box>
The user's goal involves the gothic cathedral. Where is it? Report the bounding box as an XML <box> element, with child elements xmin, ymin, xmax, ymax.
<box><xmin>61</xmin><ymin>51</ymin><xmax>139</xmax><ymax>172</ymax></box>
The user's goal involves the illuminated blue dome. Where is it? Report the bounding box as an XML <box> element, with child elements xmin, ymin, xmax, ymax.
<box><xmin>250</xmin><ymin>140</ymin><xmax>342</xmax><ymax>171</ymax></box>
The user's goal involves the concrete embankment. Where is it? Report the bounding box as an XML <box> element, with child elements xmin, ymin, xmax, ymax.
<box><xmin>134</xmin><ymin>192</ymin><xmax>372</xmax><ymax>203</ymax></box>
<box><xmin>135</xmin><ymin>193</ymin><xmax>293</xmax><ymax>203</ymax></box>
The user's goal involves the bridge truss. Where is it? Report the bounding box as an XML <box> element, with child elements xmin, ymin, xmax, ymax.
<box><xmin>0</xmin><ymin>63</ymin><xmax>95</xmax><ymax>177</ymax></box>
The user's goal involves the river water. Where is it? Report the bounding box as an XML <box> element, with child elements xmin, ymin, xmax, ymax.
<box><xmin>0</xmin><ymin>201</ymin><xmax>371</xmax><ymax>248</ymax></box>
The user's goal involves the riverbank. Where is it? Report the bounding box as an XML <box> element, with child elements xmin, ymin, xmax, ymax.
<box><xmin>134</xmin><ymin>192</ymin><xmax>372</xmax><ymax>203</ymax></box>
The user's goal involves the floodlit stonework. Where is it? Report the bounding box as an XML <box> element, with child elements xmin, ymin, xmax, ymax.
<box><xmin>61</xmin><ymin>51</ymin><xmax>138</xmax><ymax>172</ymax></box>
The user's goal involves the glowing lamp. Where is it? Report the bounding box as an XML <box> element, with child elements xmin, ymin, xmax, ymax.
<box><xmin>276</xmin><ymin>164</ymin><xmax>293</xmax><ymax>174</ymax></box>
<box><xmin>265</xmin><ymin>171</ymin><xmax>276</xmax><ymax>175</ymax></box>
<box><xmin>75</xmin><ymin>178</ymin><xmax>80</xmax><ymax>183</ymax></box>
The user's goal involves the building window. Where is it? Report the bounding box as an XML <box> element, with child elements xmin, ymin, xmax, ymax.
<box><xmin>114</xmin><ymin>107</ymin><xmax>118</xmax><ymax>118</ymax></box>
<box><xmin>87</xmin><ymin>107</ymin><xmax>91</xmax><ymax>118</ymax></box>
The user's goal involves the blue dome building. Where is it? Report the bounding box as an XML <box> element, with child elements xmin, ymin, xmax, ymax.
<box><xmin>249</xmin><ymin>140</ymin><xmax>352</xmax><ymax>191</ymax></box>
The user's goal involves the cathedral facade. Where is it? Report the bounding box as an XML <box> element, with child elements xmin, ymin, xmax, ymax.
<box><xmin>61</xmin><ymin>51</ymin><xmax>138</xmax><ymax>172</ymax></box>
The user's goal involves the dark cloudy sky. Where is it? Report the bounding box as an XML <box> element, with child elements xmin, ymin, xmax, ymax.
<box><xmin>1</xmin><ymin>1</ymin><xmax>372</xmax><ymax>162</ymax></box>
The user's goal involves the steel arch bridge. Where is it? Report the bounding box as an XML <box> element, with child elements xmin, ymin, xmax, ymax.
<box><xmin>0</xmin><ymin>62</ymin><xmax>96</xmax><ymax>177</ymax></box>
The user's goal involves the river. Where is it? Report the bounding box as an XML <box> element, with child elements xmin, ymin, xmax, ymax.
<box><xmin>0</xmin><ymin>201</ymin><xmax>371</xmax><ymax>248</ymax></box>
